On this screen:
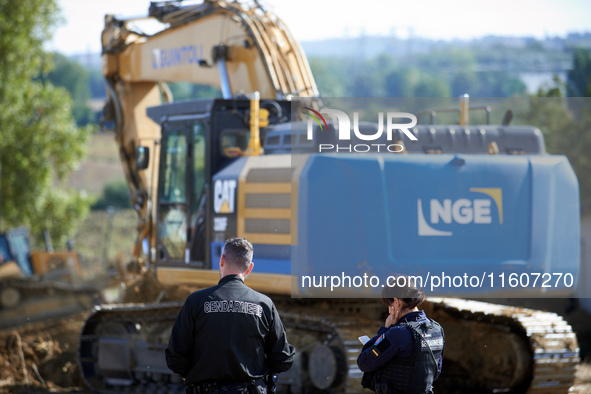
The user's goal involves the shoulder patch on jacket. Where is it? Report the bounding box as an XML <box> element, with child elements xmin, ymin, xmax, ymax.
<box><xmin>372</xmin><ymin>333</ymin><xmax>391</xmax><ymax>356</ymax></box>
<box><xmin>375</xmin><ymin>334</ymin><xmax>385</xmax><ymax>345</ymax></box>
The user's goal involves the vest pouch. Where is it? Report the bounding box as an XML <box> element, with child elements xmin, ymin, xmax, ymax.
<box><xmin>374</xmin><ymin>381</ymin><xmax>389</xmax><ymax>394</ymax></box>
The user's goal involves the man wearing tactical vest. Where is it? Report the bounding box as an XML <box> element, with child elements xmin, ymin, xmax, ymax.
<box><xmin>357</xmin><ymin>277</ymin><xmax>444</xmax><ymax>394</ymax></box>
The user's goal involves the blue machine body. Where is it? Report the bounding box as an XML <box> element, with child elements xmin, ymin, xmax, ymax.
<box><xmin>147</xmin><ymin>99</ymin><xmax>581</xmax><ymax>298</ymax></box>
<box><xmin>291</xmin><ymin>153</ymin><xmax>580</xmax><ymax>297</ymax></box>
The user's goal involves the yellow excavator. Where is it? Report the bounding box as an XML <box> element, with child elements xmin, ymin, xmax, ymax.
<box><xmin>80</xmin><ymin>1</ymin><xmax>581</xmax><ymax>392</ymax></box>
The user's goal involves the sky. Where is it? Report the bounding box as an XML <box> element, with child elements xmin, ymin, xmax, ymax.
<box><xmin>49</xmin><ymin>0</ymin><xmax>591</xmax><ymax>55</ymax></box>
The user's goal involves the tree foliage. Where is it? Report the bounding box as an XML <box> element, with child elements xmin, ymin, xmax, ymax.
<box><xmin>521</xmin><ymin>78</ymin><xmax>591</xmax><ymax>204</ymax></box>
<box><xmin>0</xmin><ymin>0</ymin><xmax>92</xmax><ymax>246</ymax></box>
<box><xmin>46</xmin><ymin>52</ymin><xmax>94</xmax><ymax>126</ymax></box>
<box><xmin>88</xmin><ymin>68</ymin><xmax>106</xmax><ymax>99</ymax></box>
<box><xmin>308</xmin><ymin>50</ymin><xmax>526</xmax><ymax>98</ymax></box>
<box><xmin>92</xmin><ymin>179</ymin><xmax>132</xmax><ymax>211</ymax></box>
<box><xmin>567</xmin><ymin>48</ymin><xmax>591</xmax><ymax>97</ymax></box>
<box><xmin>167</xmin><ymin>83</ymin><xmax>222</xmax><ymax>101</ymax></box>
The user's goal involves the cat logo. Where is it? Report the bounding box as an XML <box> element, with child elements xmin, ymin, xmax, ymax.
<box><xmin>214</xmin><ymin>179</ymin><xmax>237</xmax><ymax>214</ymax></box>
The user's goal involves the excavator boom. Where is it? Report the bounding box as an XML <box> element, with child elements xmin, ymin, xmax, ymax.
<box><xmin>100</xmin><ymin>1</ymin><xmax>318</xmax><ymax>258</ymax></box>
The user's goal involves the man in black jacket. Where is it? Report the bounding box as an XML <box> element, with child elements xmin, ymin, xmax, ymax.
<box><xmin>166</xmin><ymin>238</ymin><xmax>295</xmax><ymax>393</ymax></box>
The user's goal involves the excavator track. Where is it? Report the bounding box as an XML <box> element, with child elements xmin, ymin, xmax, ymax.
<box><xmin>79</xmin><ymin>302</ymin><xmax>186</xmax><ymax>393</ymax></box>
<box><xmin>78</xmin><ymin>298</ymin><xmax>579</xmax><ymax>393</ymax></box>
<box><xmin>277</xmin><ymin>298</ymin><xmax>580</xmax><ymax>393</ymax></box>
<box><xmin>427</xmin><ymin>298</ymin><xmax>579</xmax><ymax>393</ymax></box>
<box><xmin>0</xmin><ymin>279</ymin><xmax>101</xmax><ymax>329</ymax></box>
<box><xmin>278</xmin><ymin>310</ymin><xmax>376</xmax><ymax>393</ymax></box>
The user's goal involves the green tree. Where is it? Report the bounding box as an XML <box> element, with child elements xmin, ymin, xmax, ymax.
<box><xmin>567</xmin><ymin>48</ymin><xmax>591</xmax><ymax>97</ymax></box>
<box><xmin>413</xmin><ymin>74</ymin><xmax>451</xmax><ymax>97</ymax></box>
<box><xmin>384</xmin><ymin>69</ymin><xmax>419</xmax><ymax>97</ymax></box>
<box><xmin>0</xmin><ymin>0</ymin><xmax>92</xmax><ymax>246</ymax></box>
<box><xmin>88</xmin><ymin>68</ymin><xmax>106</xmax><ymax>99</ymax></box>
<box><xmin>46</xmin><ymin>52</ymin><xmax>94</xmax><ymax>126</ymax></box>
<box><xmin>308</xmin><ymin>57</ymin><xmax>349</xmax><ymax>97</ymax></box>
<box><xmin>350</xmin><ymin>71</ymin><xmax>385</xmax><ymax>97</ymax></box>
<box><xmin>476</xmin><ymin>72</ymin><xmax>527</xmax><ymax>97</ymax></box>
<box><xmin>520</xmin><ymin>81</ymin><xmax>591</xmax><ymax>204</ymax></box>
<box><xmin>92</xmin><ymin>179</ymin><xmax>132</xmax><ymax>211</ymax></box>
<box><xmin>167</xmin><ymin>82</ymin><xmax>222</xmax><ymax>101</ymax></box>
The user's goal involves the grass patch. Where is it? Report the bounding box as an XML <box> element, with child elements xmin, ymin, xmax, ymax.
<box><xmin>72</xmin><ymin>209</ymin><xmax>137</xmax><ymax>278</ymax></box>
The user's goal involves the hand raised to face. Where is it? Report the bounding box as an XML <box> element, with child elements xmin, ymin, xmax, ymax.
<box><xmin>385</xmin><ymin>302</ymin><xmax>401</xmax><ymax>327</ymax></box>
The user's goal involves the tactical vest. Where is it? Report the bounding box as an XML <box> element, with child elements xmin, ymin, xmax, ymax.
<box><xmin>373</xmin><ymin>319</ymin><xmax>444</xmax><ymax>394</ymax></box>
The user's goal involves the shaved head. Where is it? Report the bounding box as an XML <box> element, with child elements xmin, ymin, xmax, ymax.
<box><xmin>222</xmin><ymin>238</ymin><xmax>254</xmax><ymax>273</ymax></box>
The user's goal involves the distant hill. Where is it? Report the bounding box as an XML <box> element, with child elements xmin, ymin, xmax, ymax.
<box><xmin>69</xmin><ymin>32</ymin><xmax>591</xmax><ymax>68</ymax></box>
<box><xmin>300</xmin><ymin>33</ymin><xmax>591</xmax><ymax>59</ymax></box>
<box><xmin>69</xmin><ymin>33</ymin><xmax>591</xmax><ymax>95</ymax></box>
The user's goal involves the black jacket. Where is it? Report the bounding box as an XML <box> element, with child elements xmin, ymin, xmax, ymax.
<box><xmin>358</xmin><ymin>311</ymin><xmax>444</xmax><ymax>393</ymax></box>
<box><xmin>165</xmin><ymin>275</ymin><xmax>295</xmax><ymax>384</ymax></box>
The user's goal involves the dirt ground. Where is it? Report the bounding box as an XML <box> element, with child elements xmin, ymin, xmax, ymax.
<box><xmin>571</xmin><ymin>363</ymin><xmax>591</xmax><ymax>394</ymax></box>
<box><xmin>0</xmin><ymin>313</ymin><xmax>88</xmax><ymax>392</ymax></box>
<box><xmin>0</xmin><ymin>272</ymin><xmax>194</xmax><ymax>394</ymax></box>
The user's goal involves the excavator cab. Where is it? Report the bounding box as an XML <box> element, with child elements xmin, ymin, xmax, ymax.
<box><xmin>147</xmin><ymin>98</ymin><xmax>293</xmax><ymax>272</ymax></box>
<box><xmin>145</xmin><ymin>101</ymin><xmax>211</xmax><ymax>268</ymax></box>
<box><xmin>156</xmin><ymin>117</ymin><xmax>207</xmax><ymax>265</ymax></box>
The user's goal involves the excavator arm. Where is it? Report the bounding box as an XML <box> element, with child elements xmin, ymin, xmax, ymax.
<box><xmin>100</xmin><ymin>0</ymin><xmax>318</xmax><ymax>260</ymax></box>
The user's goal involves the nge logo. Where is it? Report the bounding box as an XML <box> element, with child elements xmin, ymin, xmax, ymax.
<box><xmin>417</xmin><ymin>188</ymin><xmax>503</xmax><ymax>236</ymax></box>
